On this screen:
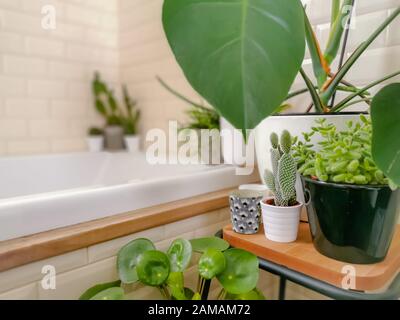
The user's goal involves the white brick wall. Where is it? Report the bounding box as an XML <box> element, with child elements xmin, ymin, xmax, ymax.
<box><xmin>0</xmin><ymin>0</ymin><xmax>399</xmax><ymax>155</ymax></box>
<box><xmin>0</xmin><ymin>0</ymin><xmax>120</xmax><ymax>156</ymax></box>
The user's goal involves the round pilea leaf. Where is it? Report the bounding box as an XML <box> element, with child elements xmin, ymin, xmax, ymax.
<box><xmin>90</xmin><ymin>287</ymin><xmax>124</xmax><ymax>300</ymax></box>
<box><xmin>136</xmin><ymin>250</ymin><xmax>170</xmax><ymax>287</ymax></box>
<box><xmin>198</xmin><ymin>248</ymin><xmax>226</xmax><ymax>280</ymax></box>
<box><xmin>117</xmin><ymin>238</ymin><xmax>155</xmax><ymax>284</ymax></box>
<box><xmin>217</xmin><ymin>248</ymin><xmax>259</xmax><ymax>295</ymax></box>
<box><xmin>192</xmin><ymin>292</ymin><xmax>201</xmax><ymax>301</ymax></box>
<box><xmin>190</xmin><ymin>237</ymin><xmax>229</xmax><ymax>253</ymax></box>
<box><xmin>167</xmin><ymin>239</ymin><xmax>192</xmax><ymax>272</ymax></box>
<box><xmin>79</xmin><ymin>280</ymin><xmax>121</xmax><ymax>300</ymax></box>
<box><xmin>225</xmin><ymin>288</ymin><xmax>265</xmax><ymax>300</ymax></box>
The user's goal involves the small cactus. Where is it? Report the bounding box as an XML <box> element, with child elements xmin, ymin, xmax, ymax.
<box><xmin>264</xmin><ymin>130</ymin><xmax>297</xmax><ymax>207</ymax></box>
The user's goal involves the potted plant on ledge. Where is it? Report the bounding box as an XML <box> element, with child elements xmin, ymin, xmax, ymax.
<box><xmin>294</xmin><ymin>112</ymin><xmax>400</xmax><ymax>264</ymax></box>
<box><xmin>86</xmin><ymin>127</ymin><xmax>104</xmax><ymax>152</ymax></box>
<box><xmin>261</xmin><ymin>130</ymin><xmax>303</xmax><ymax>243</ymax></box>
<box><xmin>158</xmin><ymin>77</ymin><xmax>221</xmax><ymax>164</ymax></box>
<box><xmin>92</xmin><ymin>72</ymin><xmax>124</xmax><ymax>151</ymax></box>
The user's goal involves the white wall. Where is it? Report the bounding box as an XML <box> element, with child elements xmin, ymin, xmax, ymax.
<box><xmin>0</xmin><ymin>0</ymin><xmax>120</xmax><ymax>155</ymax></box>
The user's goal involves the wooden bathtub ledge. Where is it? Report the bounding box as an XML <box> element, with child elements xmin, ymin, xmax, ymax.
<box><xmin>0</xmin><ymin>188</ymin><xmax>235</xmax><ymax>272</ymax></box>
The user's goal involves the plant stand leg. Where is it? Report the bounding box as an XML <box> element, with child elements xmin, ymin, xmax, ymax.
<box><xmin>202</xmin><ymin>279</ymin><xmax>211</xmax><ymax>300</ymax></box>
<box><xmin>279</xmin><ymin>277</ymin><xmax>287</xmax><ymax>300</ymax></box>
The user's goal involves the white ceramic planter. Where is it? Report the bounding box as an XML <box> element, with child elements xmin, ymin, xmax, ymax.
<box><xmin>255</xmin><ymin>113</ymin><xmax>363</xmax><ymax>221</ymax></box>
<box><xmin>261</xmin><ymin>198</ymin><xmax>303</xmax><ymax>243</ymax></box>
<box><xmin>86</xmin><ymin>136</ymin><xmax>104</xmax><ymax>152</ymax></box>
<box><xmin>124</xmin><ymin>135</ymin><xmax>140</xmax><ymax>153</ymax></box>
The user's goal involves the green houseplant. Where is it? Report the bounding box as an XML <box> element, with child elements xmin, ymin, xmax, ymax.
<box><xmin>121</xmin><ymin>85</ymin><xmax>141</xmax><ymax>152</ymax></box>
<box><xmin>161</xmin><ymin>0</ymin><xmax>400</xmax><ymax>187</ymax></box>
<box><xmin>158</xmin><ymin>77</ymin><xmax>222</xmax><ymax>164</ymax></box>
<box><xmin>86</xmin><ymin>127</ymin><xmax>104</xmax><ymax>153</ymax></box>
<box><xmin>293</xmin><ymin>113</ymin><xmax>400</xmax><ymax>264</ymax></box>
<box><xmin>261</xmin><ymin>131</ymin><xmax>303</xmax><ymax>243</ymax></box>
<box><xmin>92</xmin><ymin>72</ymin><xmax>124</xmax><ymax>150</ymax></box>
<box><xmin>80</xmin><ymin>236</ymin><xmax>264</xmax><ymax>300</ymax></box>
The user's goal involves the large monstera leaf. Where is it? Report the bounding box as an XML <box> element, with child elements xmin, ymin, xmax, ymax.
<box><xmin>371</xmin><ymin>83</ymin><xmax>400</xmax><ymax>187</ymax></box>
<box><xmin>162</xmin><ymin>0</ymin><xmax>305</xmax><ymax>130</ymax></box>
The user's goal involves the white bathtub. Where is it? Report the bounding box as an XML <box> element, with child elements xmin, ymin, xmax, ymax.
<box><xmin>0</xmin><ymin>152</ymin><xmax>258</xmax><ymax>241</ymax></box>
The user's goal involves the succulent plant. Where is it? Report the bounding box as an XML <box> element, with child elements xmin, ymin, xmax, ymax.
<box><xmin>264</xmin><ymin>130</ymin><xmax>297</xmax><ymax>207</ymax></box>
<box><xmin>293</xmin><ymin>115</ymin><xmax>392</xmax><ymax>187</ymax></box>
<box><xmin>88</xmin><ymin>127</ymin><xmax>103</xmax><ymax>136</ymax></box>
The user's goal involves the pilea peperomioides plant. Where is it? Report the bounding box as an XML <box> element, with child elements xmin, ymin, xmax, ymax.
<box><xmin>264</xmin><ymin>131</ymin><xmax>297</xmax><ymax>207</ymax></box>
<box><xmin>80</xmin><ymin>236</ymin><xmax>264</xmax><ymax>300</ymax></box>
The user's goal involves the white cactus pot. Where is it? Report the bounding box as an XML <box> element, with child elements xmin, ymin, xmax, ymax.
<box><xmin>124</xmin><ymin>135</ymin><xmax>140</xmax><ymax>153</ymax></box>
<box><xmin>86</xmin><ymin>136</ymin><xmax>104</xmax><ymax>152</ymax></box>
<box><xmin>261</xmin><ymin>198</ymin><xmax>303</xmax><ymax>243</ymax></box>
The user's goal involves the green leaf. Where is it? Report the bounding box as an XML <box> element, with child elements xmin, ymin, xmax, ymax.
<box><xmin>371</xmin><ymin>83</ymin><xmax>400</xmax><ymax>186</ymax></box>
<box><xmin>89</xmin><ymin>287</ymin><xmax>124</xmax><ymax>300</ymax></box>
<box><xmin>217</xmin><ymin>248</ymin><xmax>259</xmax><ymax>295</ymax></box>
<box><xmin>330</xmin><ymin>0</ymin><xmax>341</xmax><ymax>26</ymax></box>
<box><xmin>107</xmin><ymin>90</ymin><xmax>118</xmax><ymax>113</ymax></box>
<box><xmin>304</xmin><ymin>10</ymin><xmax>328</xmax><ymax>88</ymax></box>
<box><xmin>198</xmin><ymin>248</ymin><xmax>226</xmax><ymax>280</ymax></box>
<box><xmin>136</xmin><ymin>250</ymin><xmax>170</xmax><ymax>287</ymax></box>
<box><xmin>95</xmin><ymin>99</ymin><xmax>107</xmax><ymax>116</ymax></box>
<box><xmin>324</xmin><ymin>0</ymin><xmax>353</xmax><ymax>65</ymax></box>
<box><xmin>117</xmin><ymin>238</ymin><xmax>155</xmax><ymax>284</ymax></box>
<box><xmin>190</xmin><ymin>237</ymin><xmax>230</xmax><ymax>253</ymax></box>
<box><xmin>299</xmin><ymin>68</ymin><xmax>324</xmax><ymax>112</ymax></box>
<box><xmin>162</xmin><ymin>0</ymin><xmax>306</xmax><ymax>130</ymax></box>
<box><xmin>192</xmin><ymin>292</ymin><xmax>202</xmax><ymax>300</ymax></box>
<box><xmin>331</xmin><ymin>71</ymin><xmax>400</xmax><ymax>112</ymax></box>
<box><xmin>167</xmin><ymin>272</ymin><xmax>186</xmax><ymax>300</ymax></box>
<box><xmin>225</xmin><ymin>288</ymin><xmax>265</xmax><ymax>300</ymax></box>
<box><xmin>79</xmin><ymin>280</ymin><xmax>121</xmax><ymax>300</ymax></box>
<box><xmin>167</xmin><ymin>239</ymin><xmax>192</xmax><ymax>273</ymax></box>
<box><xmin>321</xmin><ymin>8</ymin><xmax>400</xmax><ymax>105</ymax></box>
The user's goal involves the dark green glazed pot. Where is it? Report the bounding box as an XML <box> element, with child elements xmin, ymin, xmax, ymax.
<box><xmin>301</xmin><ymin>176</ymin><xmax>400</xmax><ymax>264</ymax></box>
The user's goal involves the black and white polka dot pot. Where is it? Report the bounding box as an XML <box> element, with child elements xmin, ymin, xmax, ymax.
<box><xmin>229</xmin><ymin>190</ymin><xmax>264</xmax><ymax>235</ymax></box>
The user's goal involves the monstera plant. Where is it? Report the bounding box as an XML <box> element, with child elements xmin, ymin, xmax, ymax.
<box><xmin>162</xmin><ymin>0</ymin><xmax>400</xmax><ymax>185</ymax></box>
<box><xmin>80</xmin><ymin>237</ymin><xmax>264</xmax><ymax>300</ymax></box>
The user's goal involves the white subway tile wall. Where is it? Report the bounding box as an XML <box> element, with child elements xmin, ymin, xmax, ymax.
<box><xmin>0</xmin><ymin>0</ymin><xmax>119</xmax><ymax>155</ymax></box>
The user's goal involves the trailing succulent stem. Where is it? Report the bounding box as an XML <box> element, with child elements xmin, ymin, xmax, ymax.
<box><xmin>264</xmin><ymin>131</ymin><xmax>297</xmax><ymax>207</ymax></box>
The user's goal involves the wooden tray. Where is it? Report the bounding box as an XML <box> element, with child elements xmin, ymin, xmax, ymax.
<box><xmin>223</xmin><ymin>223</ymin><xmax>400</xmax><ymax>291</ymax></box>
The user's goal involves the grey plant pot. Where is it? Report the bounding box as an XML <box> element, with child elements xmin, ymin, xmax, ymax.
<box><xmin>104</xmin><ymin>126</ymin><xmax>124</xmax><ymax>150</ymax></box>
